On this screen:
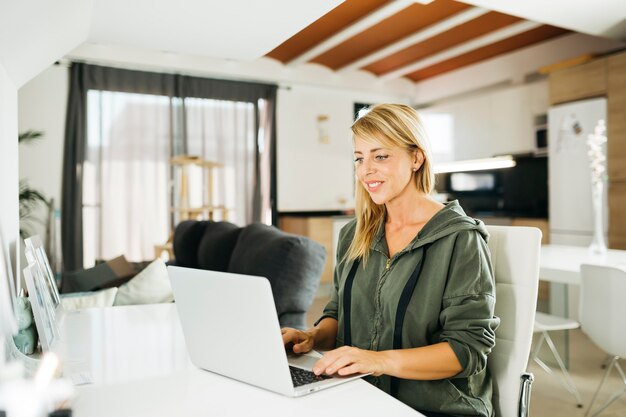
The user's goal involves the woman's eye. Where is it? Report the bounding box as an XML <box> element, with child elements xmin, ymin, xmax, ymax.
<box><xmin>354</xmin><ymin>157</ymin><xmax>363</xmax><ymax>164</ymax></box>
<box><xmin>375</xmin><ymin>154</ymin><xmax>388</xmax><ymax>161</ymax></box>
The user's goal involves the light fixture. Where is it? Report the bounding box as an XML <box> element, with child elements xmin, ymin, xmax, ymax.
<box><xmin>433</xmin><ymin>155</ymin><xmax>516</xmax><ymax>174</ymax></box>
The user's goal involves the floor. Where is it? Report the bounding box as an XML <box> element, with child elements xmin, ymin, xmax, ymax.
<box><xmin>306</xmin><ymin>296</ymin><xmax>626</xmax><ymax>417</ymax></box>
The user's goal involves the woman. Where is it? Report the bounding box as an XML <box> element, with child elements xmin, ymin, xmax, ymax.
<box><xmin>282</xmin><ymin>104</ymin><xmax>499</xmax><ymax>417</ymax></box>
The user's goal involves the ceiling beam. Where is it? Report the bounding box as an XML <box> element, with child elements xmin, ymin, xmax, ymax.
<box><xmin>381</xmin><ymin>20</ymin><xmax>541</xmax><ymax>80</ymax></box>
<box><xmin>287</xmin><ymin>0</ymin><xmax>414</xmax><ymax>66</ymax></box>
<box><xmin>339</xmin><ymin>7</ymin><xmax>489</xmax><ymax>73</ymax></box>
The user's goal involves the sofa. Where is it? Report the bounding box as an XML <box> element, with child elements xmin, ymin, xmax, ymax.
<box><xmin>172</xmin><ymin>220</ymin><xmax>326</xmax><ymax>329</ymax></box>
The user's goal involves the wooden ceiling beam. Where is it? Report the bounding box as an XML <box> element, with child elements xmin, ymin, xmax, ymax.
<box><xmin>287</xmin><ymin>0</ymin><xmax>414</xmax><ymax>66</ymax></box>
<box><xmin>339</xmin><ymin>7</ymin><xmax>489</xmax><ymax>73</ymax></box>
<box><xmin>380</xmin><ymin>20</ymin><xmax>541</xmax><ymax>80</ymax></box>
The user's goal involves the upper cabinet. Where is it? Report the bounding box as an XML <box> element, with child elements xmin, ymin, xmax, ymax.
<box><xmin>419</xmin><ymin>81</ymin><xmax>548</xmax><ymax>161</ymax></box>
<box><xmin>549</xmin><ymin>58</ymin><xmax>607</xmax><ymax>105</ymax></box>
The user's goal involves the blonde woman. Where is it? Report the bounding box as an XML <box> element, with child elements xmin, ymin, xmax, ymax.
<box><xmin>282</xmin><ymin>104</ymin><xmax>499</xmax><ymax>417</ymax></box>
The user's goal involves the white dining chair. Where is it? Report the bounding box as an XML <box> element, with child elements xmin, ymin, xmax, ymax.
<box><xmin>531</xmin><ymin>311</ymin><xmax>583</xmax><ymax>407</ymax></box>
<box><xmin>580</xmin><ymin>263</ymin><xmax>626</xmax><ymax>417</ymax></box>
<box><xmin>485</xmin><ymin>225</ymin><xmax>541</xmax><ymax>417</ymax></box>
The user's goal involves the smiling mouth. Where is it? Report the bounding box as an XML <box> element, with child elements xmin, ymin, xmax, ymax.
<box><xmin>367</xmin><ymin>181</ymin><xmax>383</xmax><ymax>189</ymax></box>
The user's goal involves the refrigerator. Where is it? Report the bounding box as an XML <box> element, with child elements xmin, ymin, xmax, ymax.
<box><xmin>548</xmin><ymin>97</ymin><xmax>608</xmax><ymax>246</ymax></box>
<box><xmin>548</xmin><ymin>97</ymin><xmax>607</xmax><ymax>319</ymax></box>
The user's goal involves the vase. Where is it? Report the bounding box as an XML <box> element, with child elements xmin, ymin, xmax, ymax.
<box><xmin>589</xmin><ymin>180</ymin><xmax>607</xmax><ymax>254</ymax></box>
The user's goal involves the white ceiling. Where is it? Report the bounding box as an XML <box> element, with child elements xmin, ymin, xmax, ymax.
<box><xmin>85</xmin><ymin>0</ymin><xmax>626</xmax><ymax>65</ymax></box>
<box><xmin>462</xmin><ymin>0</ymin><xmax>626</xmax><ymax>40</ymax></box>
<box><xmin>88</xmin><ymin>0</ymin><xmax>342</xmax><ymax>61</ymax></box>
<box><xmin>1</xmin><ymin>0</ymin><xmax>624</xmax><ymax>90</ymax></box>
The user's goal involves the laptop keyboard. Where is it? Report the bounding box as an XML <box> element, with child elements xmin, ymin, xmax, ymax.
<box><xmin>289</xmin><ymin>365</ymin><xmax>331</xmax><ymax>387</ymax></box>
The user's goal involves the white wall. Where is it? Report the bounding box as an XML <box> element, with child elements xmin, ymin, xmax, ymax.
<box><xmin>0</xmin><ymin>63</ymin><xmax>19</xmax><ymax>279</ymax></box>
<box><xmin>18</xmin><ymin>65</ymin><xmax>68</xmax><ymax>214</ymax></box>
<box><xmin>0</xmin><ymin>0</ymin><xmax>92</xmax><ymax>292</ymax></box>
<box><xmin>276</xmin><ymin>85</ymin><xmax>408</xmax><ymax>212</ymax></box>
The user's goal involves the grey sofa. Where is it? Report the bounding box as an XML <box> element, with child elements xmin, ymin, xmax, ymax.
<box><xmin>172</xmin><ymin>220</ymin><xmax>326</xmax><ymax>329</ymax></box>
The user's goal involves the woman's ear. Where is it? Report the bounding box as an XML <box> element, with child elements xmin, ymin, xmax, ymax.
<box><xmin>413</xmin><ymin>149</ymin><xmax>424</xmax><ymax>170</ymax></box>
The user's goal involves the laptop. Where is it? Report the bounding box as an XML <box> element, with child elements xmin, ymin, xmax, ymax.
<box><xmin>168</xmin><ymin>266</ymin><xmax>367</xmax><ymax>397</ymax></box>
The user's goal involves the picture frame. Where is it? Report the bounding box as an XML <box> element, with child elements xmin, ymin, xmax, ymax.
<box><xmin>0</xmin><ymin>223</ymin><xmax>17</xmax><ymax>340</ymax></box>
<box><xmin>24</xmin><ymin>235</ymin><xmax>60</xmax><ymax>310</ymax></box>
<box><xmin>23</xmin><ymin>263</ymin><xmax>59</xmax><ymax>351</ymax></box>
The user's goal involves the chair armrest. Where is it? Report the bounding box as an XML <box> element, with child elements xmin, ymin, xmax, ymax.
<box><xmin>518</xmin><ymin>372</ymin><xmax>534</xmax><ymax>417</ymax></box>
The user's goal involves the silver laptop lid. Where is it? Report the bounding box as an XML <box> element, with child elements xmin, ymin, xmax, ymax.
<box><xmin>168</xmin><ymin>266</ymin><xmax>294</xmax><ymax>396</ymax></box>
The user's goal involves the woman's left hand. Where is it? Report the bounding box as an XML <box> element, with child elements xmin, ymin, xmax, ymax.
<box><xmin>312</xmin><ymin>346</ymin><xmax>388</xmax><ymax>377</ymax></box>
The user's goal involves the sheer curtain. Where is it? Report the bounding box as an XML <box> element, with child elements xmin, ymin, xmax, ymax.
<box><xmin>63</xmin><ymin>63</ymin><xmax>277</xmax><ymax>270</ymax></box>
<box><xmin>184</xmin><ymin>98</ymin><xmax>256</xmax><ymax>225</ymax></box>
<box><xmin>83</xmin><ymin>91</ymin><xmax>171</xmax><ymax>265</ymax></box>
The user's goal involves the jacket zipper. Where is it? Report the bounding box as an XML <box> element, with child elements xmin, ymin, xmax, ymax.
<box><xmin>385</xmin><ymin>257</ymin><xmax>391</xmax><ymax>270</ymax></box>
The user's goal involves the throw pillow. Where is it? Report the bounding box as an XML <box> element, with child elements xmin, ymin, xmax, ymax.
<box><xmin>61</xmin><ymin>254</ymin><xmax>135</xmax><ymax>293</ymax></box>
<box><xmin>197</xmin><ymin>221</ymin><xmax>242</xmax><ymax>271</ymax></box>
<box><xmin>60</xmin><ymin>288</ymin><xmax>118</xmax><ymax>310</ymax></box>
<box><xmin>228</xmin><ymin>223</ymin><xmax>326</xmax><ymax>328</ymax></box>
<box><xmin>173</xmin><ymin>220</ymin><xmax>210</xmax><ymax>268</ymax></box>
<box><xmin>113</xmin><ymin>258</ymin><xmax>174</xmax><ymax>306</ymax></box>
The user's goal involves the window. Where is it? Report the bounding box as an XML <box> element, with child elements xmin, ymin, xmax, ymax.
<box><xmin>83</xmin><ymin>91</ymin><xmax>266</xmax><ymax>267</ymax></box>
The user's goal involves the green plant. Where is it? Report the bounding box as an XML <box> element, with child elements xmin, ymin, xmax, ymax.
<box><xmin>18</xmin><ymin>130</ymin><xmax>50</xmax><ymax>238</ymax></box>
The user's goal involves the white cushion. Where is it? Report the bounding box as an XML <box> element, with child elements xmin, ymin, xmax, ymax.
<box><xmin>61</xmin><ymin>288</ymin><xmax>118</xmax><ymax>310</ymax></box>
<box><xmin>113</xmin><ymin>258</ymin><xmax>174</xmax><ymax>306</ymax></box>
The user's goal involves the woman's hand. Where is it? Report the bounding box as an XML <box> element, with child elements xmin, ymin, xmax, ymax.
<box><xmin>313</xmin><ymin>346</ymin><xmax>388</xmax><ymax>377</ymax></box>
<box><xmin>281</xmin><ymin>327</ymin><xmax>316</xmax><ymax>354</ymax></box>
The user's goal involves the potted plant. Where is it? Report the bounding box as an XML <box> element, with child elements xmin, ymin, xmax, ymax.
<box><xmin>18</xmin><ymin>130</ymin><xmax>51</xmax><ymax>238</ymax></box>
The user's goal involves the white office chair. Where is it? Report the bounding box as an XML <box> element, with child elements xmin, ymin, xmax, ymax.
<box><xmin>531</xmin><ymin>312</ymin><xmax>583</xmax><ymax>407</ymax></box>
<box><xmin>580</xmin><ymin>264</ymin><xmax>626</xmax><ymax>417</ymax></box>
<box><xmin>485</xmin><ymin>225</ymin><xmax>541</xmax><ymax>417</ymax></box>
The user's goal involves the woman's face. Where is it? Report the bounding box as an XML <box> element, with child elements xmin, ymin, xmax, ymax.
<box><xmin>353</xmin><ymin>136</ymin><xmax>422</xmax><ymax>206</ymax></box>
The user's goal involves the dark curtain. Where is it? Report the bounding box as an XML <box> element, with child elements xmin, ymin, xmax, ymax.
<box><xmin>61</xmin><ymin>64</ymin><xmax>86</xmax><ymax>274</ymax></box>
<box><xmin>62</xmin><ymin>63</ymin><xmax>277</xmax><ymax>272</ymax></box>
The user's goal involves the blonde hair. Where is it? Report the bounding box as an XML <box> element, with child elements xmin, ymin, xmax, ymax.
<box><xmin>346</xmin><ymin>104</ymin><xmax>435</xmax><ymax>263</ymax></box>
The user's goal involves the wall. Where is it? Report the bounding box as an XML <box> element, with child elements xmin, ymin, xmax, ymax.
<box><xmin>0</xmin><ymin>63</ymin><xmax>19</xmax><ymax>279</ymax></box>
<box><xmin>0</xmin><ymin>0</ymin><xmax>91</xmax><ymax>294</ymax></box>
<box><xmin>276</xmin><ymin>85</ymin><xmax>407</xmax><ymax>212</ymax></box>
<box><xmin>18</xmin><ymin>65</ymin><xmax>68</xmax><ymax>218</ymax></box>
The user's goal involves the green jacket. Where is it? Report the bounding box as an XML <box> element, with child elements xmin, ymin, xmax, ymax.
<box><xmin>319</xmin><ymin>201</ymin><xmax>500</xmax><ymax>417</ymax></box>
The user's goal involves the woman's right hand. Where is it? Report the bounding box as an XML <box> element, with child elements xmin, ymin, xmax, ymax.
<box><xmin>281</xmin><ymin>327</ymin><xmax>316</xmax><ymax>354</ymax></box>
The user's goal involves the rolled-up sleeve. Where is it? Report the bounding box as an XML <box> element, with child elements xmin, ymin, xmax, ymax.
<box><xmin>439</xmin><ymin>230</ymin><xmax>500</xmax><ymax>378</ymax></box>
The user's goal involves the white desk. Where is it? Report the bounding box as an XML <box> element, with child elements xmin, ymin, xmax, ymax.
<box><xmin>53</xmin><ymin>304</ymin><xmax>421</xmax><ymax>417</ymax></box>
<box><xmin>540</xmin><ymin>244</ymin><xmax>626</xmax><ymax>285</ymax></box>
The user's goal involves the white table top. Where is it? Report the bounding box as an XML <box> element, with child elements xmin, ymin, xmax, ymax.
<box><xmin>53</xmin><ymin>304</ymin><xmax>421</xmax><ymax>417</ymax></box>
<box><xmin>540</xmin><ymin>244</ymin><xmax>626</xmax><ymax>285</ymax></box>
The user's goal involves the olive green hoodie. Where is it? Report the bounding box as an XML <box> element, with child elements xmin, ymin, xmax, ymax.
<box><xmin>318</xmin><ymin>201</ymin><xmax>500</xmax><ymax>417</ymax></box>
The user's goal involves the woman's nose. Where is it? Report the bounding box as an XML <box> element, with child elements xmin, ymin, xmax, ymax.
<box><xmin>359</xmin><ymin>159</ymin><xmax>374</xmax><ymax>176</ymax></box>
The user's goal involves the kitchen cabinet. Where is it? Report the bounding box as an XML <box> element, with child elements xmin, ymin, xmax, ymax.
<box><xmin>489</xmin><ymin>86</ymin><xmax>534</xmax><ymax>156</ymax></box>
<box><xmin>419</xmin><ymin>81</ymin><xmax>547</xmax><ymax>161</ymax></box>
<box><xmin>549</xmin><ymin>58</ymin><xmax>607</xmax><ymax>105</ymax></box>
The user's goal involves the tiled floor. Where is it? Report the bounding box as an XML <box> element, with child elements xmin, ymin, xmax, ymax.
<box><xmin>306</xmin><ymin>295</ymin><xmax>626</xmax><ymax>416</ymax></box>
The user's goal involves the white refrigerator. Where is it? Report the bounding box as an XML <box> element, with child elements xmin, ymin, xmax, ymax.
<box><xmin>548</xmin><ymin>97</ymin><xmax>608</xmax><ymax>246</ymax></box>
<box><xmin>548</xmin><ymin>97</ymin><xmax>607</xmax><ymax>319</ymax></box>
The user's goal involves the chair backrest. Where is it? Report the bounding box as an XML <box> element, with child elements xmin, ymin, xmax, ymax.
<box><xmin>486</xmin><ymin>225</ymin><xmax>541</xmax><ymax>417</ymax></box>
<box><xmin>580</xmin><ymin>264</ymin><xmax>626</xmax><ymax>358</ymax></box>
